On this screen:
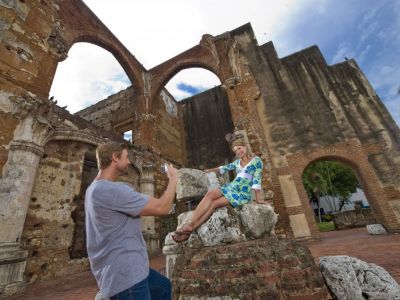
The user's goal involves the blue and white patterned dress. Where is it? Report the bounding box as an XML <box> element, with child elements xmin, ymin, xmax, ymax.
<box><xmin>218</xmin><ymin>156</ymin><xmax>263</xmax><ymax>207</ymax></box>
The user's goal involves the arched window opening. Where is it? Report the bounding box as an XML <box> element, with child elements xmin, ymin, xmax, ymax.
<box><xmin>302</xmin><ymin>160</ymin><xmax>371</xmax><ymax>232</ymax></box>
<box><xmin>165</xmin><ymin>68</ymin><xmax>220</xmax><ymax>101</ymax></box>
<box><xmin>50</xmin><ymin>43</ymin><xmax>131</xmax><ymax>114</ymax></box>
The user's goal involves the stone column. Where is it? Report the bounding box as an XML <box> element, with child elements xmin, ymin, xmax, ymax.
<box><xmin>140</xmin><ymin>164</ymin><xmax>158</xmax><ymax>253</ymax></box>
<box><xmin>0</xmin><ymin>94</ymin><xmax>54</xmax><ymax>296</ymax></box>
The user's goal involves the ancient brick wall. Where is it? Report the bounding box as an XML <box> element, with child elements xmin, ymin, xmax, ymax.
<box><xmin>75</xmin><ymin>86</ymin><xmax>138</xmax><ymax>133</ymax></box>
<box><xmin>76</xmin><ymin>87</ymin><xmax>186</xmax><ymax>165</ymax></box>
<box><xmin>172</xmin><ymin>238</ymin><xmax>329</xmax><ymax>299</ymax></box>
<box><xmin>154</xmin><ymin>90</ymin><xmax>186</xmax><ymax>164</ymax></box>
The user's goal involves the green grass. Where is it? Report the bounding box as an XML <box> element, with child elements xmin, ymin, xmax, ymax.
<box><xmin>317</xmin><ymin>221</ymin><xmax>335</xmax><ymax>232</ymax></box>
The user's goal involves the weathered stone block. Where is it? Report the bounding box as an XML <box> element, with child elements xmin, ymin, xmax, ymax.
<box><xmin>176</xmin><ymin>168</ymin><xmax>208</xmax><ymax>201</ymax></box>
<box><xmin>320</xmin><ymin>255</ymin><xmax>400</xmax><ymax>300</ymax></box>
<box><xmin>366</xmin><ymin>224</ymin><xmax>388</xmax><ymax>235</ymax></box>
<box><xmin>238</xmin><ymin>203</ymin><xmax>277</xmax><ymax>239</ymax></box>
<box><xmin>176</xmin><ymin>168</ymin><xmax>221</xmax><ymax>202</ymax></box>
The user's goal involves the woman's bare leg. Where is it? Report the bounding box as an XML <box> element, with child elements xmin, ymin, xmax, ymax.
<box><xmin>191</xmin><ymin>196</ymin><xmax>229</xmax><ymax>229</ymax></box>
<box><xmin>180</xmin><ymin>188</ymin><xmax>223</xmax><ymax>231</ymax></box>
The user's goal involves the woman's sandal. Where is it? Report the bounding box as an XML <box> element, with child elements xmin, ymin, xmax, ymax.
<box><xmin>171</xmin><ymin>230</ymin><xmax>192</xmax><ymax>243</ymax></box>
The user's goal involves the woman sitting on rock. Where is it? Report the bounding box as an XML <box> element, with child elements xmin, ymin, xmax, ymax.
<box><xmin>172</xmin><ymin>139</ymin><xmax>269</xmax><ymax>243</ymax></box>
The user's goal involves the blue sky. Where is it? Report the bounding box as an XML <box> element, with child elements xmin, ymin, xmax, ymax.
<box><xmin>50</xmin><ymin>0</ymin><xmax>399</xmax><ymax>126</ymax></box>
<box><xmin>270</xmin><ymin>0</ymin><xmax>400</xmax><ymax>126</ymax></box>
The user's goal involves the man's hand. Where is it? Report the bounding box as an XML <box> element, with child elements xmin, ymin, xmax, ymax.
<box><xmin>166</xmin><ymin>163</ymin><xmax>178</xmax><ymax>181</ymax></box>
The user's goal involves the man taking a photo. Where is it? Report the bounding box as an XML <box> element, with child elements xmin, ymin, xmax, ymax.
<box><xmin>85</xmin><ymin>142</ymin><xmax>177</xmax><ymax>299</ymax></box>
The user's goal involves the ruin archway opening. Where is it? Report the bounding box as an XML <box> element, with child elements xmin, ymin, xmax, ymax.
<box><xmin>302</xmin><ymin>159</ymin><xmax>374</xmax><ymax>232</ymax></box>
<box><xmin>163</xmin><ymin>68</ymin><xmax>235</xmax><ymax>169</ymax></box>
<box><xmin>50</xmin><ymin>42</ymin><xmax>132</xmax><ymax>114</ymax></box>
<box><xmin>165</xmin><ymin>68</ymin><xmax>221</xmax><ymax>101</ymax></box>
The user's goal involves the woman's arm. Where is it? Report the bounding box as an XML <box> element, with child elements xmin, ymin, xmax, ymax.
<box><xmin>204</xmin><ymin>167</ymin><xmax>219</xmax><ymax>173</ymax></box>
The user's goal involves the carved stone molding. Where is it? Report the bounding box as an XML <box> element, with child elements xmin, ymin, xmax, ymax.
<box><xmin>47</xmin><ymin>21</ymin><xmax>68</xmax><ymax>61</ymax></box>
<box><xmin>200</xmin><ymin>34</ymin><xmax>220</xmax><ymax>65</ymax></box>
<box><xmin>11</xmin><ymin>93</ymin><xmax>56</xmax><ymax>121</ymax></box>
<box><xmin>222</xmin><ymin>77</ymin><xmax>241</xmax><ymax>89</ymax></box>
<box><xmin>138</xmin><ymin>113</ymin><xmax>156</xmax><ymax>121</ymax></box>
<box><xmin>226</xmin><ymin>38</ymin><xmax>242</xmax><ymax>82</ymax></box>
<box><xmin>142</xmin><ymin>72</ymin><xmax>153</xmax><ymax>98</ymax></box>
<box><xmin>9</xmin><ymin>140</ymin><xmax>44</xmax><ymax>157</ymax></box>
<box><xmin>45</xmin><ymin>128</ymin><xmax>105</xmax><ymax>146</ymax></box>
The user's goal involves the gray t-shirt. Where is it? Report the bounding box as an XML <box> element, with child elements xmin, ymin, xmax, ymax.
<box><xmin>85</xmin><ymin>179</ymin><xmax>149</xmax><ymax>297</ymax></box>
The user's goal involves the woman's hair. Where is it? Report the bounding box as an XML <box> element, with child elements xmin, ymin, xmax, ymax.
<box><xmin>96</xmin><ymin>142</ymin><xmax>128</xmax><ymax>169</ymax></box>
<box><xmin>231</xmin><ymin>139</ymin><xmax>253</xmax><ymax>156</ymax></box>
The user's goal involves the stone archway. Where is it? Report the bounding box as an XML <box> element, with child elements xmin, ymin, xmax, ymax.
<box><xmin>301</xmin><ymin>157</ymin><xmax>375</xmax><ymax>232</ymax></box>
<box><xmin>285</xmin><ymin>140</ymin><xmax>400</xmax><ymax>238</ymax></box>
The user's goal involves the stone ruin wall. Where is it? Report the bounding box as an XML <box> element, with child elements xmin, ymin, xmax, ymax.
<box><xmin>21</xmin><ymin>134</ymin><xmax>177</xmax><ymax>284</ymax></box>
<box><xmin>1</xmin><ymin>0</ymin><xmax>400</xmax><ymax>296</ymax></box>
<box><xmin>76</xmin><ymin>86</ymin><xmax>187</xmax><ymax>166</ymax></box>
<box><xmin>22</xmin><ymin>140</ymin><xmax>95</xmax><ymax>283</ymax></box>
<box><xmin>229</xmin><ymin>24</ymin><xmax>400</xmax><ymax>237</ymax></box>
<box><xmin>180</xmin><ymin>86</ymin><xmax>235</xmax><ymax>170</ymax></box>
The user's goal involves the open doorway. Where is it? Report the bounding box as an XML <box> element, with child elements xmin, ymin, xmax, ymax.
<box><xmin>302</xmin><ymin>160</ymin><xmax>373</xmax><ymax>232</ymax></box>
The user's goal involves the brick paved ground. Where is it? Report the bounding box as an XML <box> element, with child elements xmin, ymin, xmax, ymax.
<box><xmin>307</xmin><ymin>227</ymin><xmax>400</xmax><ymax>282</ymax></box>
<box><xmin>6</xmin><ymin>227</ymin><xmax>400</xmax><ymax>300</ymax></box>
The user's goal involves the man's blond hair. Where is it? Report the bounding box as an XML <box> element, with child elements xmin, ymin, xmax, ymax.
<box><xmin>96</xmin><ymin>142</ymin><xmax>129</xmax><ymax>169</ymax></box>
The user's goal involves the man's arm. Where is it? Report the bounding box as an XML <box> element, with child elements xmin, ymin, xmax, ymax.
<box><xmin>140</xmin><ymin>164</ymin><xmax>178</xmax><ymax>216</ymax></box>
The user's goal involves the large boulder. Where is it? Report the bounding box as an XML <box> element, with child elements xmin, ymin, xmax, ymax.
<box><xmin>320</xmin><ymin>255</ymin><xmax>400</xmax><ymax>300</ymax></box>
<box><xmin>238</xmin><ymin>203</ymin><xmax>277</xmax><ymax>239</ymax></box>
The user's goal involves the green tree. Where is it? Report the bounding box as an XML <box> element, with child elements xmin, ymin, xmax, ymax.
<box><xmin>302</xmin><ymin>160</ymin><xmax>360</xmax><ymax>214</ymax></box>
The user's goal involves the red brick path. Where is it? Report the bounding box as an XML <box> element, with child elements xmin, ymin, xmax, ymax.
<box><xmin>307</xmin><ymin>227</ymin><xmax>400</xmax><ymax>282</ymax></box>
<box><xmin>6</xmin><ymin>228</ymin><xmax>400</xmax><ymax>299</ymax></box>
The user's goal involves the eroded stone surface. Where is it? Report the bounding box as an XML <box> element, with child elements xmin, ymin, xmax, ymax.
<box><xmin>320</xmin><ymin>256</ymin><xmax>400</xmax><ymax>300</ymax></box>
<box><xmin>367</xmin><ymin>224</ymin><xmax>388</xmax><ymax>235</ymax></box>
<box><xmin>171</xmin><ymin>238</ymin><xmax>329</xmax><ymax>299</ymax></box>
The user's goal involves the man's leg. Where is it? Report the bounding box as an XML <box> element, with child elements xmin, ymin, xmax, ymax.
<box><xmin>109</xmin><ymin>277</ymin><xmax>150</xmax><ymax>300</ymax></box>
<box><xmin>148</xmin><ymin>268</ymin><xmax>172</xmax><ymax>300</ymax></box>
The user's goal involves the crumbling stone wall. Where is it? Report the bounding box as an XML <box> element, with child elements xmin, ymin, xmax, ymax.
<box><xmin>76</xmin><ymin>87</ymin><xmax>186</xmax><ymax>165</ymax></box>
<box><xmin>180</xmin><ymin>86</ymin><xmax>235</xmax><ymax>169</ymax></box>
<box><xmin>172</xmin><ymin>238</ymin><xmax>329</xmax><ymax>299</ymax></box>
<box><xmin>75</xmin><ymin>86</ymin><xmax>137</xmax><ymax>133</ymax></box>
<box><xmin>21</xmin><ymin>140</ymin><xmax>94</xmax><ymax>283</ymax></box>
<box><xmin>229</xmin><ymin>24</ymin><xmax>400</xmax><ymax>236</ymax></box>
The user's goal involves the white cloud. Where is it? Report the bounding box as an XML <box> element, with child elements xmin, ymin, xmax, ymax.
<box><xmin>49</xmin><ymin>43</ymin><xmax>130</xmax><ymax>112</ymax></box>
<box><xmin>382</xmin><ymin>96</ymin><xmax>400</xmax><ymax>126</ymax></box>
<box><xmin>165</xmin><ymin>68</ymin><xmax>220</xmax><ymax>100</ymax></box>
<box><xmin>331</xmin><ymin>43</ymin><xmax>355</xmax><ymax>64</ymax></box>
